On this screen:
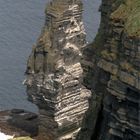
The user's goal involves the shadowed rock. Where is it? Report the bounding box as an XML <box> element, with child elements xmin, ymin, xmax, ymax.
<box><xmin>0</xmin><ymin>109</ymin><xmax>38</xmax><ymax>138</ymax></box>
<box><xmin>77</xmin><ymin>0</ymin><xmax>140</xmax><ymax>140</ymax></box>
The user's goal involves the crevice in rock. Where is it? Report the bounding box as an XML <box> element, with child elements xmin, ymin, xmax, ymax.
<box><xmin>91</xmin><ymin>103</ymin><xmax>103</xmax><ymax>140</ymax></box>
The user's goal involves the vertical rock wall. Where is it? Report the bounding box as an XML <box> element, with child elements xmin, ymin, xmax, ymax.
<box><xmin>24</xmin><ymin>0</ymin><xmax>91</xmax><ymax>140</ymax></box>
<box><xmin>24</xmin><ymin>0</ymin><xmax>140</xmax><ymax>140</ymax></box>
<box><xmin>78</xmin><ymin>0</ymin><xmax>140</xmax><ymax>140</ymax></box>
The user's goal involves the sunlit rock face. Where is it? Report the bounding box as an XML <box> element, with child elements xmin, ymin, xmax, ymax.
<box><xmin>24</xmin><ymin>0</ymin><xmax>91</xmax><ymax>139</ymax></box>
<box><xmin>77</xmin><ymin>0</ymin><xmax>140</xmax><ymax>140</ymax></box>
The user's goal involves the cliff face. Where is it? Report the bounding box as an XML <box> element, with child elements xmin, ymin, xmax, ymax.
<box><xmin>78</xmin><ymin>0</ymin><xmax>140</xmax><ymax>140</ymax></box>
<box><xmin>97</xmin><ymin>0</ymin><xmax>140</xmax><ymax>138</ymax></box>
<box><xmin>24</xmin><ymin>0</ymin><xmax>140</xmax><ymax>140</ymax></box>
<box><xmin>24</xmin><ymin>0</ymin><xmax>91</xmax><ymax>140</ymax></box>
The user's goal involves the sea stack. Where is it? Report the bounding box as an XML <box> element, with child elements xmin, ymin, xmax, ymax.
<box><xmin>24</xmin><ymin>0</ymin><xmax>91</xmax><ymax>139</ymax></box>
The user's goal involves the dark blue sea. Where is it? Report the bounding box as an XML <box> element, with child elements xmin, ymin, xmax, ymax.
<box><xmin>0</xmin><ymin>0</ymin><xmax>101</xmax><ymax>112</ymax></box>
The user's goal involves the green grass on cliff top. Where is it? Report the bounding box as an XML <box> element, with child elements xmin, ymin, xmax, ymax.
<box><xmin>9</xmin><ymin>137</ymin><xmax>33</xmax><ymax>140</ymax></box>
<box><xmin>111</xmin><ymin>0</ymin><xmax>140</xmax><ymax>37</ymax></box>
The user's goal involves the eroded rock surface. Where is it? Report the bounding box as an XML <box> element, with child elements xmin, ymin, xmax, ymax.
<box><xmin>78</xmin><ymin>0</ymin><xmax>140</xmax><ymax>140</ymax></box>
<box><xmin>24</xmin><ymin>0</ymin><xmax>140</xmax><ymax>140</ymax></box>
<box><xmin>24</xmin><ymin>0</ymin><xmax>91</xmax><ymax>139</ymax></box>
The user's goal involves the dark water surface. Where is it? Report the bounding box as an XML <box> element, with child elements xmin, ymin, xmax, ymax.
<box><xmin>0</xmin><ymin>0</ymin><xmax>101</xmax><ymax>112</ymax></box>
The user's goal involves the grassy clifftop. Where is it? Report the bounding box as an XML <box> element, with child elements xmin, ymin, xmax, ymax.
<box><xmin>10</xmin><ymin>137</ymin><xmax>33</xmax><ymax>140</ymax></box>
<box><xmin>111</xmin><ymin>0</ymin><xmax>140</xmax><ymax>37</ymax></box>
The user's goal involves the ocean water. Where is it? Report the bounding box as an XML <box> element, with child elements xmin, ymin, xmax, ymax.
<box><xmin>0</xmin><ymin>0</ymin><xmax>101</xmax><ymax>112</ymax></box>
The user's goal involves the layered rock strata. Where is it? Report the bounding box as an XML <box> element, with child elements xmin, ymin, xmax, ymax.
<box><xmin>78</xmin><ymin>0</ymin><xmax>140</xmax><ymax>140</ymax></box>
<box><xmin>24</xmin><ymin>0</ymin><xmax>140</xmax><ymax>140</ymax></box>
<box><xmin>24</xmin><ymin>0</ymin><xmax>91</xmax><ymax>139</ymax></box>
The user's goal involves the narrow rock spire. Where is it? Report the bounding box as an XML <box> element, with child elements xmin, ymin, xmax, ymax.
<box><xmin>24</xmin><ymin>0</ymin><xmax>91</xmax><ymax>139</ymax></box>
